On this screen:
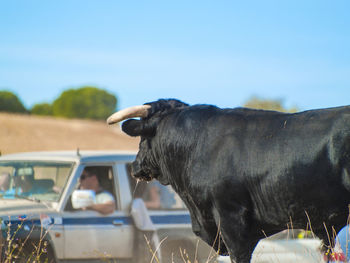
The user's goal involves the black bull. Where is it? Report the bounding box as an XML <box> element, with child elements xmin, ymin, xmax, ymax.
<box><xmin>107</xmin><ymin>99</ymin><xmax>350</xmax><ymax>263</ymax></box>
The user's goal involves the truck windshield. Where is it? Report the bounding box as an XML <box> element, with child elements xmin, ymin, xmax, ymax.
<box><xmin>0</xmin><ymin>161</ymin><xmax>73</xmax><ymax>202</ymax></box>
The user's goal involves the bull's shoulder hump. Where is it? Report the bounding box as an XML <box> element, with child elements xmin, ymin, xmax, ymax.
<box><xmin>296</xmin><ymin>105</ymin><xmax>350</xmax><ymax>116</ymax></box>
<box><xmin>229</xmin><ymin>105</ymin><xmax>350</xmax><ymax>119</ymax></box>
<box><xmin>292</xmin><ymin>105</ymin><xmax>350</xmax><ymax>123</ymax></box>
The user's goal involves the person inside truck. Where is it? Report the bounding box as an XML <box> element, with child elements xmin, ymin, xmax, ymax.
<box><xmin>0</xmin><ymin>172</ymin><xmax>20</xmax><ymax>197</ymax></box>
<box><xmin>0</xmin><ymin>172</ymin><xmax>10</xmax><ymax>192</ymax></box>
<box><xmin>144</xmin><ymin>181</ymin><xmax>161</xmax><ymax>209</ymax></box>
<box><xmin>18</xmin><ymin>173</ymin><xmax>52</xmax><ymax>196</ymax></box>
<box><xmin>79</xmin><ymin>167</ymin><xmax>116</xmax><ymax>215</ymax></box>
<box><xmin>144</xmin><ymin>180</ymin><xmax>176</xmax><ymax>209</ymax></box>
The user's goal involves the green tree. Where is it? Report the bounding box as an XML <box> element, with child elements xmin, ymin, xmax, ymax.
<box><xmin>0</xmin><ymin>90</ymin><xmax>27</xmax><ymax>113</ymax></box>
<box><xmin>243</xmin><ymin>96</ymin><xmax>298</xmax><ymax>113</ymax></box>
<box><xmin>31</xmin><ymin>103</ymin><xmax>53</xmax><ymax>116</ymax></box>
<box><xmin>52</xmin><ymin>86</ymin><xmax>117</xmax><ymax>120</ymax></box>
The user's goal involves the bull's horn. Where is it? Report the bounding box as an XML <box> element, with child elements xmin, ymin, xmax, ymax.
<box><xmin>107</xmin><ymin>105</ymin><xmax>151</xmax><ymax>125</ymax></box>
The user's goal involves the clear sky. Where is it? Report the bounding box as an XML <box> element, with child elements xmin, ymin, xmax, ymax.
<box><xmin>1</xmin><ymin>0</ymin><xmax>349</xmax><ymax>112</ymax></box>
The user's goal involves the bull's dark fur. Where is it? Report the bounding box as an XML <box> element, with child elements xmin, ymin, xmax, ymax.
<box><xmin>121</xmin><ymin>99</ymin><xmax>350</xmax><ymax>263</ymax></box>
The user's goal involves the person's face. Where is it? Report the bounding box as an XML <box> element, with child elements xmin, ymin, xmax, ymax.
<box><xmin>79</xmin><ymin>172</ymin><xmax>97</xmax><ymax>190</ymax></box>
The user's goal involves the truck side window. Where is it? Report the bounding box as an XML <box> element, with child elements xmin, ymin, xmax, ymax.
<box><xmin>126</xmin><ymin>163</ymin><xmax>187</xmax><ymax>210</ymax></box>
<box><xmin>65</xmin><ymin>166</ymin><xmax>117</xmax><ymax>212</ymax></box>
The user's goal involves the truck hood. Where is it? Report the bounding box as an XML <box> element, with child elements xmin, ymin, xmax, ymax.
<box><xmin>0</xmin><ymin>199</ymin><xmax>56</xmax><ymax>216</ymax></box>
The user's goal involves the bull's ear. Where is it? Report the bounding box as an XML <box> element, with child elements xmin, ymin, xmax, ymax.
<box><xmin>122</xmin><ymin>119</ymin><xmax>143</xmax><ymax>137</ymax></box>
<box><xmin>122</xmin><ymin>119</ymin><xmax>156</xmax><ymax>137</ymax></box>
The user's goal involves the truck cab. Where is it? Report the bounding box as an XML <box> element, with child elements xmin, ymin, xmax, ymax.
<box><xmin>0</xmin><ymin>151</ymin><xmax>215</xmax><ymax>263</ymax></box>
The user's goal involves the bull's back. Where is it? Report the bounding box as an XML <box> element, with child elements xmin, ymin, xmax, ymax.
<box><xmin>180</xmin><ymin>105</ymin><xmax>350</xmax><ymax>229</ymax></box>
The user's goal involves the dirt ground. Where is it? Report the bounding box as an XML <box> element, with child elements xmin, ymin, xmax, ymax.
<box><xmin>0</xmin><ymin>112</ymin><xmax>139</xmax><ymax>154</ymax></box>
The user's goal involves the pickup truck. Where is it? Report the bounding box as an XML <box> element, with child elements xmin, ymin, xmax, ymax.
<box><xmin>0</xmin><ymin>151</ymin><xmax>215</xmax><ymax>263</ymax></box>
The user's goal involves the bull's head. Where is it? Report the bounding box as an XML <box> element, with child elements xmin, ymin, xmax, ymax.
<box><xmin>108</xmin><ymin>99</ymin><xmax>229</xmax><ymax>255</ymax></box>
<box><xmin>107</xmin><ymin>99</ymin><xmax>189</xmax><ymax>183</ymax></box>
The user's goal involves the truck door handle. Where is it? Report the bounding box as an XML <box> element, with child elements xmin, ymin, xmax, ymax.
<box><xmin>112</xmin><ymin>220</ymin><xmax>124</xmax><ymax>226</ymax></box>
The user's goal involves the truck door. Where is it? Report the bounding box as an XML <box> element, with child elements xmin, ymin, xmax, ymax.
<box><xmin>62</xmin><ymin>165</ymin><xmax>135</xmax><ymax>260</ymax></box>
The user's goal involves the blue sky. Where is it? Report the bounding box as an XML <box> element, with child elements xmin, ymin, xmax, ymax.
<box><xmin>1</xmin><ymin>0</ymin><xmax>349</xmax><ymax>112</ymax></box>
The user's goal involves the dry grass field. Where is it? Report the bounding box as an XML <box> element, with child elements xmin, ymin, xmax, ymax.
<box><xmin>0</xmin><ymin>112</ymin><xmax>139</xmax><ymax>154</ymax></box>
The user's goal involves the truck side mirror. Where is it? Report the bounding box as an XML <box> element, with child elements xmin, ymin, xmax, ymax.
<box><xmin>131</xmin><ymin>198</ymin><xmax>155</xmax><ymax>231</ymax></box>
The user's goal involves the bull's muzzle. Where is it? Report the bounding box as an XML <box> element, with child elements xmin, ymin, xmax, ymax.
<box><xmin>130</xmin><ymin>162</ymin><xmax>152</xmax><ymax>181</ymax></box>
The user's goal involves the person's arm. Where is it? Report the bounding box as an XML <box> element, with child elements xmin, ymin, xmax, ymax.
<box><xmin>86</xmin><ymin>200</ymin><xmax>116</xmax><ymax>215</ymax></box>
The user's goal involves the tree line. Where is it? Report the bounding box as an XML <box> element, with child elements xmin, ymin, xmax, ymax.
<box><xmin>0</xmin><ymin>87</ymin><xmax>298</xmax><ymax>121</ymax></box>
<box><xmin>0</xmin><ymin>86</ymin><xmax>117</xmax><ymax>120</ymax></box>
